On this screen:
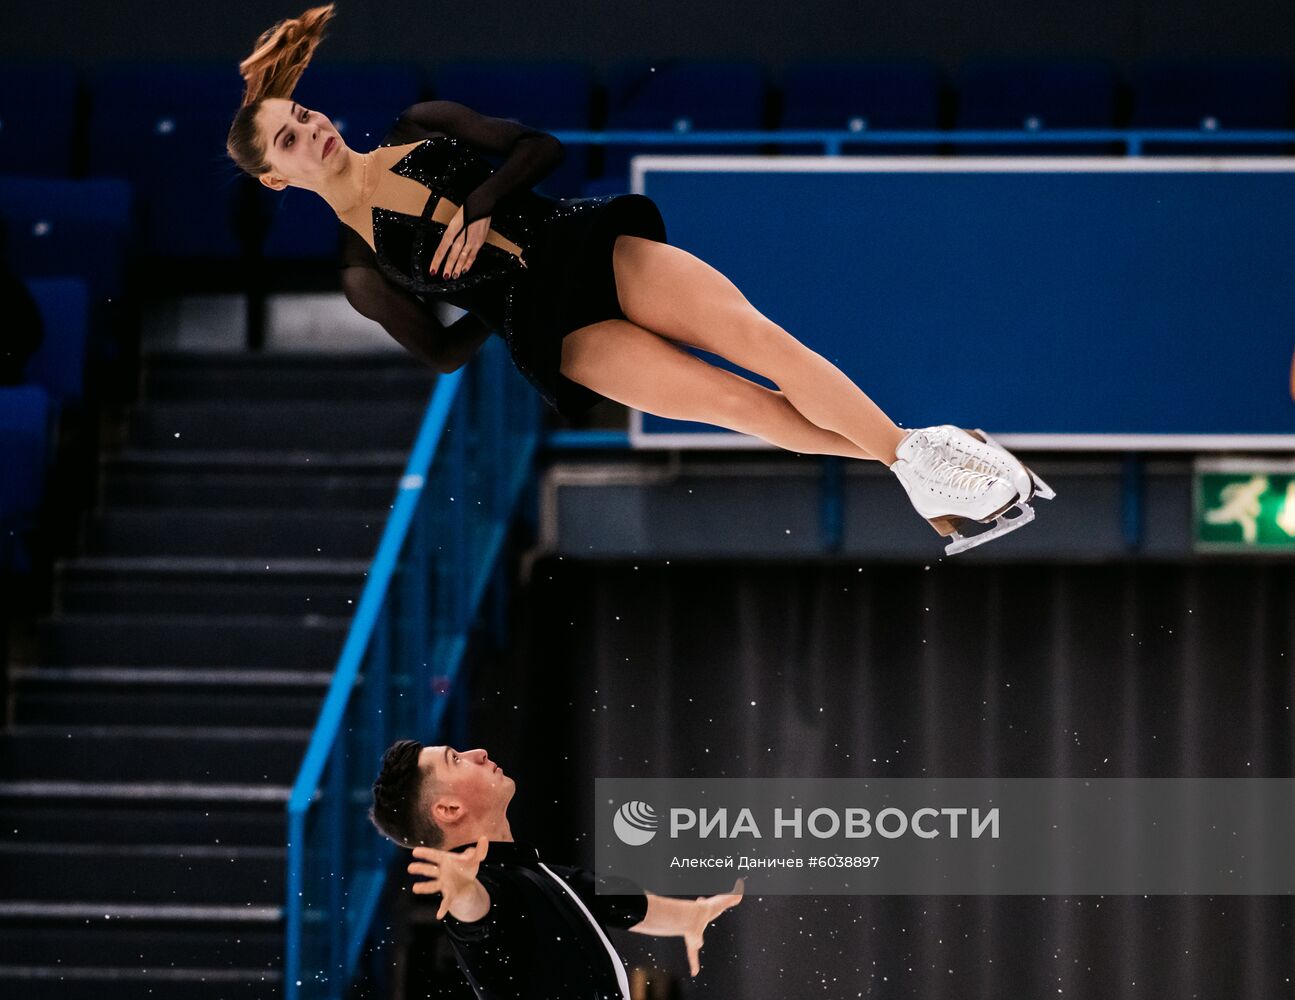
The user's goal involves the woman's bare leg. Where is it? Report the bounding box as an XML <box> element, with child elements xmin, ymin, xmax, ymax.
<box><xmin>611</xmin><ymin>235</ymin><xmax>906</xmax><ymax>465</ymax></box>
<box><xmin>559</xmin><ymin>318</ymin><xmax>871</xmax><ymax>459</ymax></box>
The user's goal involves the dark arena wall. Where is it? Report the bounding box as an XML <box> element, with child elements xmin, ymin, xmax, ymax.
<box><xmin>5</xmin><ymin>0</ymin><xmax>1295</xmax><ymax>68</ymax></box>
<box><xmin>478</xmin><ymin>558</ymin><xmax>1295</xmax><ymax>998</ymax></box>
<box><xmin>3</xmin><ymin>1</ymin><xmax>1294</xmax><ymax>996</ymax></box>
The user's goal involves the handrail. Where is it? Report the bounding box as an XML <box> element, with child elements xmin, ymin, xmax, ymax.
<box><xmin>549</xmin><ymin>127</ymin><xmax>1295</xmax><ymax>156</ymax></box>
<box><xmin>284</xmin><ymin>340</ymin><xmax>541</xmax><ymax>999</ymax></box>
<box><xmin>285</xmin><ymin>373</ymin><xmax>462</xmax><ymax>821</ymax></box>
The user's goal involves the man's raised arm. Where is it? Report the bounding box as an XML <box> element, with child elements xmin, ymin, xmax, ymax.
<box><xmin>630</xmin><ymin>878</ymin><xmax>745</xmax><ymax>977</ymax></box>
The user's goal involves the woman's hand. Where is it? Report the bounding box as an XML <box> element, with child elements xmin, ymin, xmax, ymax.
<box><xmin>682</xmin><ymin>877</ymin><xmax>744</xmax><ymax>976</ymax></box>
<box><xmin>408</xmin><ymin>836</ymin><xmax>491</xmax><ymax>921</ymax></box>
<box><xmin>430</xmin><ymin>207</ymin><xmax>492</xmax><ymax>281</ymax></box>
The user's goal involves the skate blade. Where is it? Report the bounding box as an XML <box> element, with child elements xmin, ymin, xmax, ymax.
<box><xmin>970</xmin><ymin>428</ymin><xmax>1056</xmax><ymax>502</ymax></box>
<box><xmin>943</xmin><ymin>503</ymin><xmax>1036</xmax><ymax>555</ymax></box>
<box><xmin>926</xmin><ymin>492</ymin><xmax>1022</xmax><ymax>539</ymax></box>
<box><xmin>1029</xmin><ymin>470</ymin><xmax>1057</xmax><ymax>501</ymax></box>
<box><xmin>927</xmin><ymin>515</ymin><xmax>964</xmax><ymax>538</ymax></box>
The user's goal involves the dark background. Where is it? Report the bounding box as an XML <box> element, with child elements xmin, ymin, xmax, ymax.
<box><xmin>473</xmin><ymin>559</ymin><xmax>1295</xmax><ymax>998</ymax></box>
<box><xmin>9</xmin><ymin>3</ymin><xmax>1290</xmax><ymax>997</ymax></box>
<box><xmin>6</xmin><ymin>1</ymin><xmax>1295</xmax><ymax>70</ymax></box>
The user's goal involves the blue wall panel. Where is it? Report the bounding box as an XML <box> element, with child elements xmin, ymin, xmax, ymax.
<box><xmin>635</xmin><ymin>159</ymin><xmax>1295</xmax><ymax>447</ymax></box>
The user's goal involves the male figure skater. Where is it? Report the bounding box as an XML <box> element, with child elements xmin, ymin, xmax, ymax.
<box><xmin>370</xmin><ymin>739</ymin><xmax>743</xmax><ymax>999</ymax></box>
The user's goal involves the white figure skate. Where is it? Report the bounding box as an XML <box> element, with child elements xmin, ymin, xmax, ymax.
<box><xmin>930</xmin><ymin>425</ymin><xmax>1056</xmax><ymax>504</ymax></box>
<box><xmin>891</xmin><ymin>428</ymin><xmax>1027</xmax><ymax>555</ymax></box>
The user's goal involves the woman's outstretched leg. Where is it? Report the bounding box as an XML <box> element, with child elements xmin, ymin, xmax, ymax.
<box><xmin>611</xmin><ymin>235</ymin><xmax>906</xmax><ymax>464</ymax></box>
<box><xmin>561</xmin><ymin>317</ymin><xmax>1035</xmax><ymax>554</ymax></box>
<box><xmin>559</xmin><ymin>318</ymin><xmax>872</xmax><ymax>460</ymax></box>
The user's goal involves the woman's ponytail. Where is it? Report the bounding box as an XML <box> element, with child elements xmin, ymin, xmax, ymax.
<box><xmin>238</xmin><ymin>3</ymin><xmax>336</xmax><ymax>106</ymax></box>
<box><xmin>226</xmin><ymin>4</ymin><xmax>336</xmax><ymax>175</ymax></box>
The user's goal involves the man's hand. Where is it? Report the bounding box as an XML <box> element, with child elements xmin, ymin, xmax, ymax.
<box><xmin>407</xmin><ymin>836</ymin><xmax>490</xmax><ymax>920</ymax></box>
<box><xmin>683</xmin><ymin>877</ymin><xmax>744</xmax><ymax>976</ymax></box>
<box><xmin>429</xmin><ymin>207</ymin><xmax>492</xmax><ymax>281</ymax></box>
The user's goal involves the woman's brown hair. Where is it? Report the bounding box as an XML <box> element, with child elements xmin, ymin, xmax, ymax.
<box><xmin>226</xmin><ymin>3</ymin><xmax>336</xmax><ymax>176</ymax></box>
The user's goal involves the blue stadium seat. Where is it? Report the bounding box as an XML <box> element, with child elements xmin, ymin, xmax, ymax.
<box><xmin>433</xmin><ymin>60</ymin><xmax>595</xmax><ymax>197</ymax></box>
<box><xmin>1131</xmin><ymin>57</ymin><xmax>1291</xmax><ymax>129</ymax></box>
<box><xmin>88</xmin><ymin>62</ymin><xmax>248</xmax><ymax>260</ymax></box>
<box><xmin>0</xmin><ymin>62</ymin><xmax>80</xmax><ymax>176</ymax></box>
<box><xmin>596</xmin><ymin>60</ymin><xmax>768</xmax><ymax>193</ymax></box>
<box><xmin>24</xmin><ymin>278</ymin><xmax>90</xmax><ymax>406</ymax></box>
<box><xmin>262</xmin><ymin>63</ymin><xmax>421</xmax><ymax>260</ymax></box>
<box><xmin>292</xmin><ymin>62</ymin><xmax>422</xmax><ymax>139</ymax></box>
<box><xmin>1130</xmin><ymin>58</ymin><xmax>1293</xmax><ymax>154</ymax></box>
<box><xmin>0</xmin><ymin>177</ymin><xmax>134</xmax><ymax>301</ymax></box>
<box><xmin>956</xmin><ymin>58</ymin><xmax>1117</xmax><ymax>129</ymax></box>
<box><xmin>953</xmin><ymin>58</ymin><xmax>1118</xmax><ymax>154</ymax></box>
<box><xmin>433</xmin><ymin>60</ymin><xmax>592</xmax><ymax>129</ymax></box>
<box><xmin>779</xmin><ymin>58</ymin><xmax>942</xmax><ymax>154</ymax></box>
<box><xmin>781</xmin><ymin>58</ymin><xmax>942</xmax><ymax>130</ymax></box>
<box><xmin>0</xmin><ymin>385</ymin><xmax>52</xmax><ymax>573</ymax></box>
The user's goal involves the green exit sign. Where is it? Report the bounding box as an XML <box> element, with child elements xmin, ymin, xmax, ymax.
<box><xmin>1195</xmin><ymin>459</ymin><xmax>1295</xmax><ymax>552</ymax></box>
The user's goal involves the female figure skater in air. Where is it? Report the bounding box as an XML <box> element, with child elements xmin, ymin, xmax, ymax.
<box><xmin>226</xmin><ymin>5</ymin><xmax>1052</xmax><ymax>553</ymax></box>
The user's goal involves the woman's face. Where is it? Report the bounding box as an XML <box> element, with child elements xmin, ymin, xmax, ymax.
<box><xmin>256</xmin><ymin>96</ymin><xmax>350</xmax><ymax>190</ymax></box>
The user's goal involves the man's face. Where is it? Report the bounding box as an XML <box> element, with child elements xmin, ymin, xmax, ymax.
<box><xmin>419</xmin><ymin>745</ymin><xmax>515</xmax><ymax>834</ymax></box>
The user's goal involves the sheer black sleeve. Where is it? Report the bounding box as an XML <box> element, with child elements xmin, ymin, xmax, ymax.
<box><xmin>340</xmin><ymin>261</ymin><xmax>491</xmax><ymax>374</ymax></box>
<box><xmin>386</xmin><ymin>99</ymin><xmax>564</xmax><ymax>226</ymax></box>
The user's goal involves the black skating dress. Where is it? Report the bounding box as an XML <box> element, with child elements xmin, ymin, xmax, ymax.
<box><xmin>339</xmin><ymin>100</ymin><xmax>668</xmax><ymax>417</ymax></box>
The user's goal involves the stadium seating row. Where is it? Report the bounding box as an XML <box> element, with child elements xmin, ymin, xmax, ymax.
<box><xmin>0</xmin><ymin>279</ymin><xmax>90</xmax><ymax>573</ymax></box>
<box><xmin>0</xmin><ymin>56</ymin><xmax>1290</xmax><ymax>572</ymax></box>
<box><xmin>6</xmin><ymin>57</ymin><xmax>1295</xmax><ymax>173</ymax></box>
<box><xmin>0</xmin><ymin>176</ymin><xmax>132</xmax><ymax>401</ymax></box>
<box><xmin>0</xmin><ymin>384</ymin><xmax>54</xmax><ymax>574</ymax></box>
<box><xmin>1</xmin><ymin>56</ymin><xmax>1292</xmax><ymax>262</ymax></box>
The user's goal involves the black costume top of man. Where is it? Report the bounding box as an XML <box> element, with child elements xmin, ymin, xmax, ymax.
<box><xmin>438</xmin><ymin>840</ymin><xmax>647</xmax><ymax>1000</ymax></box>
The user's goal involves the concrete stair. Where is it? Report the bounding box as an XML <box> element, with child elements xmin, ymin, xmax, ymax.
<box><xmin>0</xmin><ymin>349</ymin><xmax>430</xmax><ymax>999</ymax></box>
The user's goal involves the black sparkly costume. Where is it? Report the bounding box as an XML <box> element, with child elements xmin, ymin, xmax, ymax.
<box><xmin>340</xmin><ymin>101</ymin><xmax>668</xmax><ymax>416</ymax></box>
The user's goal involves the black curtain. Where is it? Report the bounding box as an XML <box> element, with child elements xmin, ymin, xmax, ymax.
<box><xmin>464</xmin><ymin>560</ymin><xmax>1294</xmax><ymax>999</ymax></box>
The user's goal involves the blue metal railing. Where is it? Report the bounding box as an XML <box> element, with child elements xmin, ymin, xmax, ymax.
<box><xmin>283</xmin><ymin>339</ymin><xmax>541</xmax><ymax>1000</ymax></box>
<box><xmin>549</xmin><ymin>127</ymin><xmax>1295</xmax><ymax>156</ymax></box>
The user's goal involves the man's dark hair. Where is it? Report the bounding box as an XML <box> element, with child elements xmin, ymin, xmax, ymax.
<box><xmin>369</xmin><ymin>739</ymin><xmax>444</xmax><ymax>849</ymax></box>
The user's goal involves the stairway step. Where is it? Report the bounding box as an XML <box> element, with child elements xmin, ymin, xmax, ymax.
<box><xmin>87</xmin><ymin>508</ymin><xmax>386</xmax><ymax>559</ymax></box>
<box><xmin>12</xmin><ymin>667</ymin><xmax>328</xmax><ymax>727</ymax></box>
<box><xmin>0</xmin><ymin>349</ymin><xmax>414</xmax><ymax>1000</ymax></box>
<box><xmin>0</xmin><ymin>842</ymin><xmax>284</xmax><ymax>904</ymax></box>
<box><xmin>38</xmin><ymin>613</ymin><xmax>348</xmax><ymax>668</ymax></box>
<box><xmin>100</xmin><ymin>450</ymin><xmax>405</xmax><ymax>510</ymax></box>
<box><xmin>0</xmin><ymin>780</ymin><xmax>288</xmax><ymax>846</ymax></box>
<box><xmin>0</xmin><ymin>964</ymin><xmax>280</xmax><ymax>1000</ymax></box>
<box><xmin>130</xmin><ymin>400</ymin><xmax>426</xmax><ymax>451</ymax></box>
<box><xmin>59</xmin><ymin>579</ymin><xmax>362</xmax><ymax>616</ymax></box>
<box><xmin>0</xmin><ymin>901</ymin><xmax>279</xmax><ymax>920</ymax></box>
<box><xmin>62</xmin><ymin>556</ymin><xmax>370</xmax><ymax>579</ymax></box>
<box><xmin>105</xmin><ymin>448</ymin><xmax>409</xmax><ymax>471</ymax></box>
<box><xmin>1</xmin><ymin>804</ymin><xmax>284</xmax><ymax>848</ymax></box>
<box><xmin>0</xmin><ymin>910</ymin><xmax>280</xmax><ymax>971</ymax></box>
<box><xmin>0</xmin><ymin>727</ymin><xmax>309</xmax><ymax>784</ymax></box>
<box><xmin>103</xmin><ymin>467</ymin><xmax>400</xmax><ymax>509</ymax></box>
<box><xmin>144</xmin><ymin>351</ymin><xmax>433</xmax><ymax>402</ymax></box>
<box><xmin>57</xmin><ymin>557</ymin><xmax>368</xmax><ymax>616</ymax></box>
<box><xmin>60</xmin><ymin>577</ymin><xmax>362</xmax><ymax>616</ymax></box>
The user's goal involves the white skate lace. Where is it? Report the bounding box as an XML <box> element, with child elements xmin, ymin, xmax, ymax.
<box><xmin>927</xmin><ymin>427</ymin><xmax>999</xmax><ymax>478</ymax></box>
<box><xmin>910</xmin><ymin>436</ymin><xmax>999</xmax><ymax>496</ymax></box>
